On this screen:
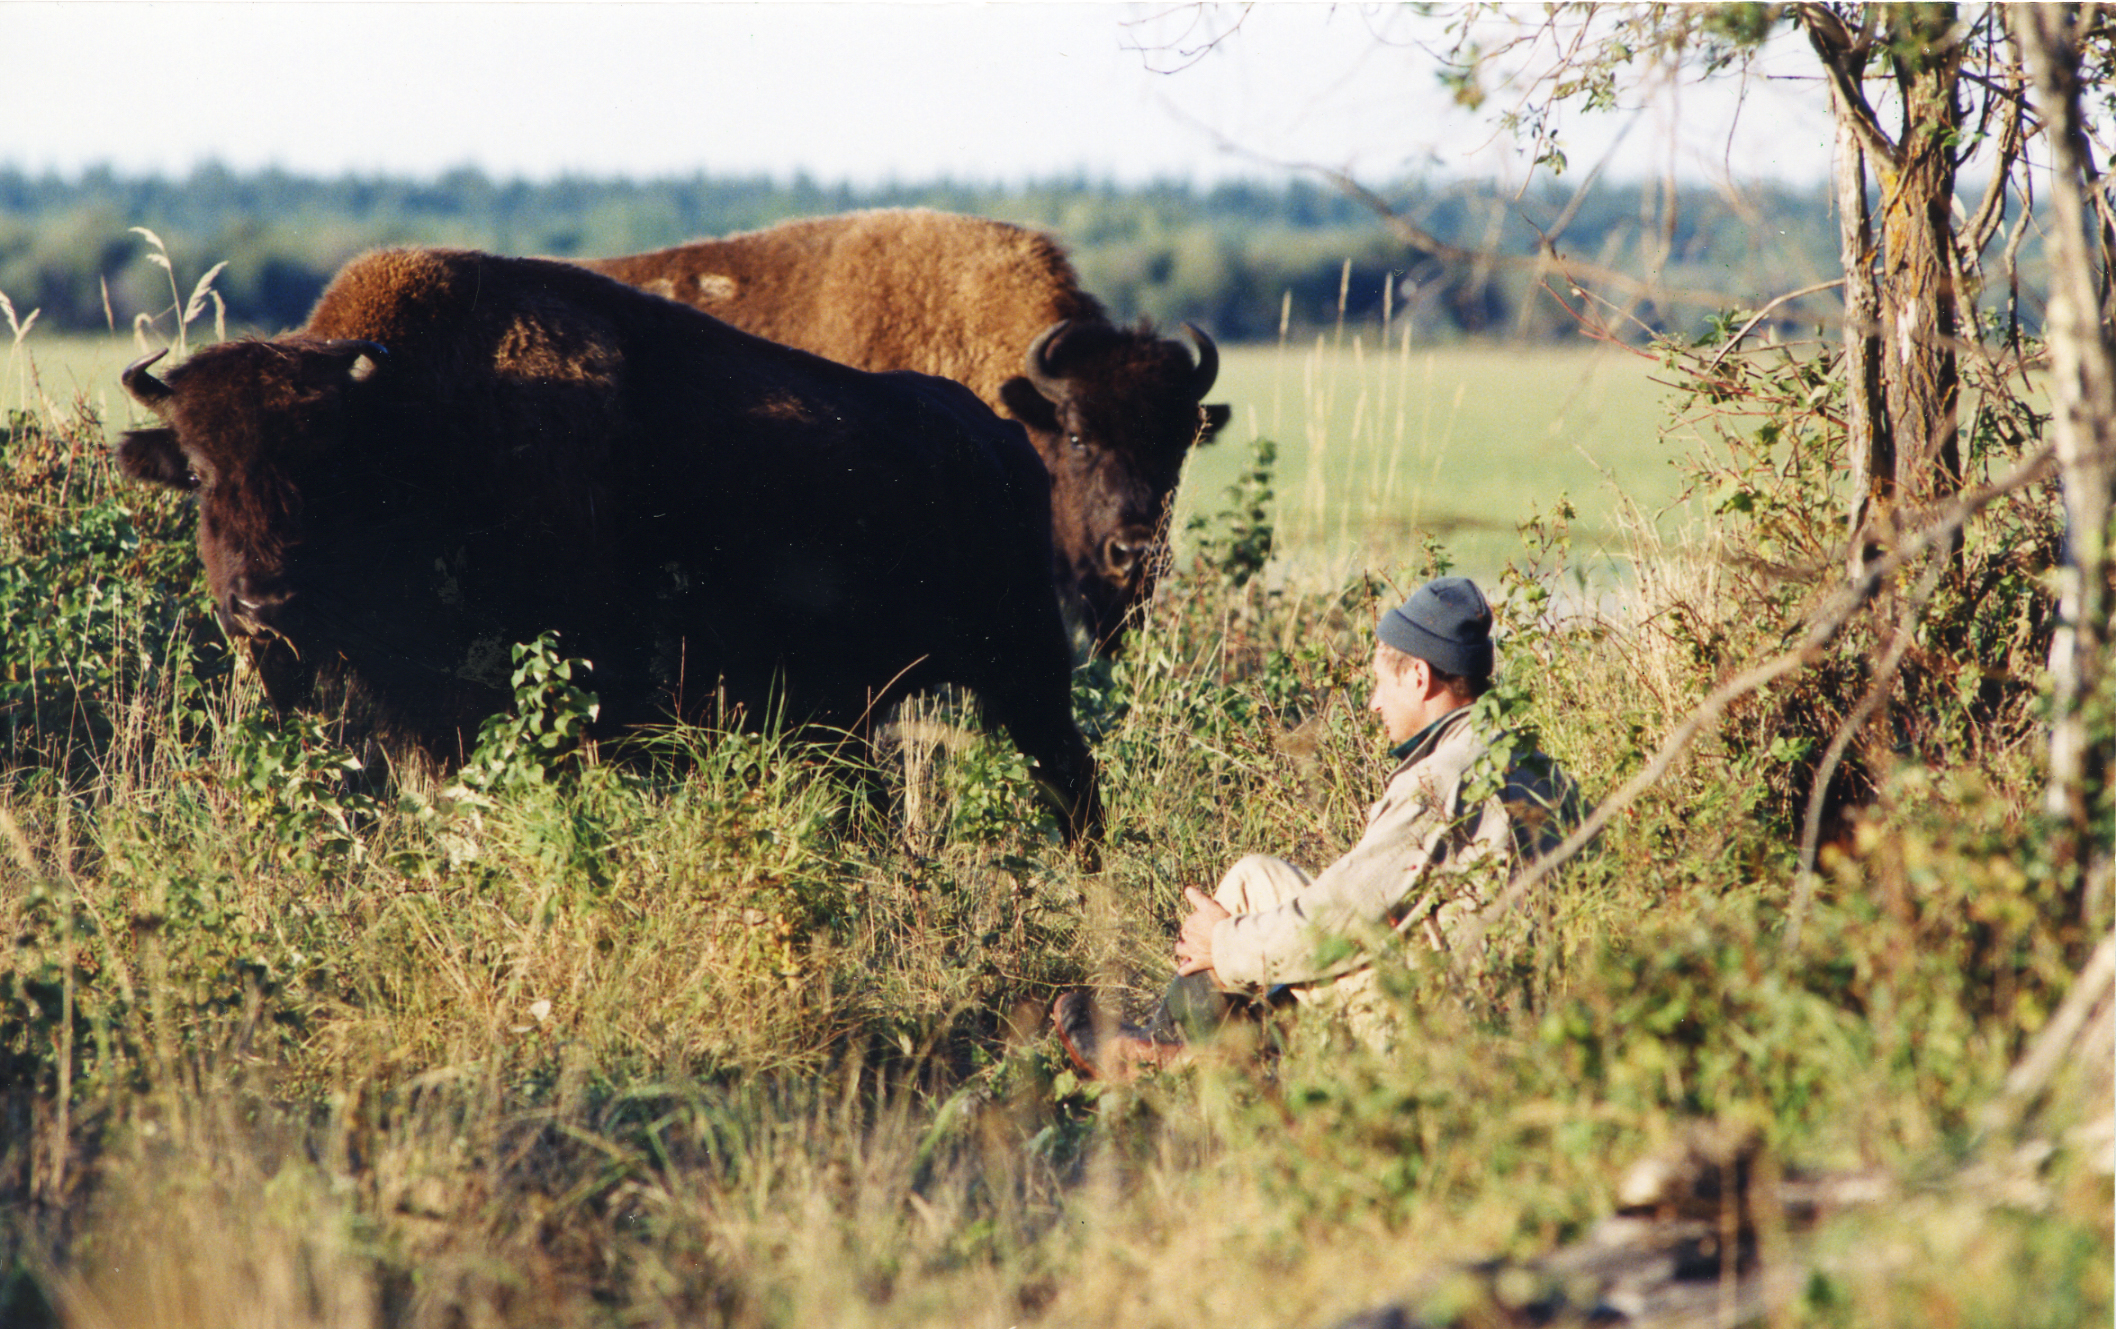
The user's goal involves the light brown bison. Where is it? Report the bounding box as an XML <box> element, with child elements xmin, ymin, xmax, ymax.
<box><xmin>576</xmin><ymin>208</ymin><xmax>1229</xmax><ymax>652</ymax></box>
<box><xmin>116</xmin><ymin>247</ymin><xmax>1099</xmax><ymax>841</ymax></box>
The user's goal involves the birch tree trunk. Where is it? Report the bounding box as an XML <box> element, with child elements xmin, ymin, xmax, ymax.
<box><xmin>2015</xmin><ymin>1</ymin><xmax>2116</xmax><ymax>912</ymax></box>
<box><xmin>1879</xmin><ymin>7</ymin><xmax>1964</xmax><ymax>511</ymax></box>
<box><xmin>1801</xmin><ymin>1</ymin><xmax>1964</xmax><ymax>553</ymax></box>
<box><xmin>1832</xmin><ymin>95</ymin><xmax>1890</xmax><ymax>574</ymax></box>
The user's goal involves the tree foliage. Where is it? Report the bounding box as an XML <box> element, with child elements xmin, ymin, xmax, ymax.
<box><xmin>1403</xmin><ymin>1</ymin><xmax>2112</xmax><ymax>929</ymax></box>
<box><xmin>1</xmin><ymin>164</ymin><xmax>1853</xmax><ymax>344</ymax></box>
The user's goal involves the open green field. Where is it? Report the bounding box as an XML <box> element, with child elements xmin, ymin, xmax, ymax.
<box><xmin>3</xmin><ymin>332</ymin><xmax>162</xmax><ymax>429</ymax></box>
<box><xmin>1176</xmin><ymin>339</ymin><xmax>1687</xmax><ymax>584</ymax></box>
<box><xmin>11</xmin><ymin>330</ymin><xmax>1689</xmax><ymax>590</ymax></box>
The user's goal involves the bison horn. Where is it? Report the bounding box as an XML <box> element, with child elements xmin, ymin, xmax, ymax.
<box><xmin>1179</xmin><ymin>323</ymin><xmax>1219</xmax><ymax>399</ymax></box>
<box><xmin>318</xmin><ymin>338</ymin><xmax>389</xmax><ymax>360</ymax></box>
<box><xmin>1024</xmin><ymin>319</ymin><xmax>1074</xmax><ymax>400</ymax></box>
<box><xmin>318</xmin><ymin>339</ymin><xmax>390</xmax><ymax>382</ymax></box>
<box><xmin>121</xmin><ymin>350</ymin><xmax>172</xmax><ymax>407</ymax></box>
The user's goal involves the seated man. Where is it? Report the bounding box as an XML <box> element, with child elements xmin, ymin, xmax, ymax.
<box><xmin>1055</xmin><ymin>576</ymin><xmax>1578</xmax><ymax>1078</ymax></box>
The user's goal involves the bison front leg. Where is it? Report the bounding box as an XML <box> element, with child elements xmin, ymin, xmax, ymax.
<box><xmin>980</xmin><ymin>672</ymin><xmax>1102</xmax><ymax>852</ymax></box>
<box><xmin>1031</xmin><ymin>724</ymin><xmax>1102</xmax><ymax>850</ymax></box>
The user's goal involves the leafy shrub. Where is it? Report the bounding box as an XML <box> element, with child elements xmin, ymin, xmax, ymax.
<box><xmin>224</xmin><ymin>711</ymin><xmax>376</xmax><ymax>878</ymax></box>
<box><xmin>944</xmin><ymin>733</ymin><xmax>1055</xmax><ymax>847</ymax></box>
<box><xmin>1645</xmin><ymin>331</ymin><xmax>2060</xmax><ymax>835</ymax></box>
<box><xmin>1186</xmin><ymin>435</ymin><xmax>1277</xmax><ymax>588</ymax></box>
<box><xmin>0</xmin><ymin>405</ymin><xmax>222</xmax><ymax>778</ymax></box>
<box><xmin>457</xmin><ymin>632</ymin><xmax>601</xmax><ymax>794</ymax></box>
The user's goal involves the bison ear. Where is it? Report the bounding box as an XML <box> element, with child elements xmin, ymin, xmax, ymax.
<box><xmin>1198</xmin><ymin>403</ymin><xmax>1232</xmax><ymax>446</ymax></box>
<box><xmin>998</xmin><ymin>376</ymin><xmax>1060</xmax><ymax>433</ymax></box>
<box><xmin>116</xmin><ymin>428</ymin><xmax>197</xmax><ymax>491</ymax></box>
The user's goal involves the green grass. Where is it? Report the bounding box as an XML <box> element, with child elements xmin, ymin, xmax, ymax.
<box><xmin>1179</xmin><ymin>338</ymin><xmax>1686</xmax><ymax>585</ymax></box>
<box><xmin>17</xmin><ymin>328</ymin><xmax>1686</xmax><ymax>588</ymax></box>
<box><xmin>0</xmin><ymin>307</ymin><xmax>2107</xmax><ymax>1329</ymax></box>
<box><xmin>3</xmin><ymin>332</ymin><xmax>165</xmax><ymax>428</ymax></box>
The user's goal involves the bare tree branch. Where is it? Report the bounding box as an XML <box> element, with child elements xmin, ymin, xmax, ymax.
<box><xmin>1118</xmin><ymin>2</ymin><xmax>1254</xmax><ymax>74</ymax></box>
<box><xmin>1797</xmin><ymin>2</ymin><xmax>1904</xmax><ymax>171</ymax></box>
<box><xmin>2016</xmin><ymin>0</ymin><xmax>2116</xmax><ymax>906</ymax></box>
<box><xmin>1979</xmin><ymin>928</ymin><xmax>2116</xmax><ymax>1138</ymax></box>
<box><xmin>1704</xmin><ymin>278</ymin><xmax>1848</xmax><ymax>371</ymax></box>
<box><xmin>1322</xmin><ymin>167</ymin><xmax>1732</xmax><ymax>308</ymax></box>
<box><xmin>1785</xmin><ymin>548</ymin><xmax>1949</xmax><ymax>952</ymax></box>
<box><xmin>1462</xmin><ymin>440</ymin><xmax>2061</xmax><ymax>957</ymax></box>
<box><xmin>1961</xmin><ymin>43</ymin><xmax>2030</xmax><ymax>260</ymax></box>
<box><xmin>1527</xmin><ymin>106</ymin><xmax>1646</xmax><ymax>255</ymax></box>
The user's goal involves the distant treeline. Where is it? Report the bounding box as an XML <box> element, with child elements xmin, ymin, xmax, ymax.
<box><xmin>0</xmin><ymin>164</ymin><xmax>1855</xmax><ymax>344</ymax></box>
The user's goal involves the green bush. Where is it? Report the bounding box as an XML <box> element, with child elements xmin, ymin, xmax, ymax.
<box><xmin>0</xmin><ymin>403</ymin><xmax>222</xmax><ymax>778</ymax></box>
<box><xmin>0</xmin><ymin>330</ymin><xmax>2104</xmax><ymax>1329</ymax></box>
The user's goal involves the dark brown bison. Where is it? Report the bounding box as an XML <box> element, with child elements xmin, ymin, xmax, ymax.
<box><xmin>116</xmin><ymin>247</ymin><xmax>1099</xmax><ymax>841</ymax></box>
<box><xmin>575</xmin><ymin>209</ymin><xmax>1230</xmax><ymax>652</ymax></box>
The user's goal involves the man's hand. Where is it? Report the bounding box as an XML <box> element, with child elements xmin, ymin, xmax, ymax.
<box><xmin>1174</xmin><ymin>885</ymin><xmax>1231</xmax><ymax>977</ymax></box>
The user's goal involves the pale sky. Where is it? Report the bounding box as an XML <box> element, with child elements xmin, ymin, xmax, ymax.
<box><xmin>5</xmin><ymin>2</ymin><xmax>1837</xmax><ymax>187</ymax></box>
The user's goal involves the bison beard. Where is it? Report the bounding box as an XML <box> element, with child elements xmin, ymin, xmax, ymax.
<box><xmin>115</xmin><ymin>247</ymin><xmax>1101</xmax><ymax>843</ymax></box>
<box><xmin>575</xmin><ymin>208</ymin><xmax>1230</xmax><ymax>654</ymax></box>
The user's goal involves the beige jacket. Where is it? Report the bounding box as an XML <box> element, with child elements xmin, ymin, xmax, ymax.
<box><xmin>1209</xmin><ymin>705</ymin><xmax>1577</xmax><ymax>993</ymax></box>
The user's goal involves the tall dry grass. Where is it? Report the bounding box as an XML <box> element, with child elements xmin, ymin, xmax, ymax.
<box><xmin>0</xmin><ymin>310</ymin><xmax>2107</xmax><ymax>1328</ymax></box>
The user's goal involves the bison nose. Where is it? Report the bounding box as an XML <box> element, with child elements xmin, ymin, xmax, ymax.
<box><xmin>224</xmin><ymin>576</ymin><xmax>293</xmax><ymax>636</ymax></box>
<box><xmin>1101</xmin><ymin>526</ymin><xmax>1158</xmax><ymax>585</ymax></box>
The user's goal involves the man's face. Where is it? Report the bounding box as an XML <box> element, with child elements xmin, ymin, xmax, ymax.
<box><xmin>1369</xmin><ymin>645</ymin><xmax>1430</xmax><ymax>746</ymax></box>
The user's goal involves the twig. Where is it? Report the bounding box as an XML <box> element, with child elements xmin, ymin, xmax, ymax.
<box><xmin>1785</xmin><ymin>547</ymin><xmax>1950</xmax><ymax>952</ymax></box>
<box><xmin>1703</xmin><ymin>279</ymin><xmax>1848</xmax><ymax>371</ymax></box>
<box><xmin>1797</xmin><ymin>2</ymin><xmax>1903</xmax><ymax>172</ymax></box>
<box><xmin>1979</xmin><ymin>929</ymin><xmax>2116</xmax><ymax>1139</ymax></box>
<box><xmin>1961</xmin><ymin>32</ymin><xmax>2030</xmax><ymax>260</ymax></box>
<box><xmin>1151</xmin><ymin>73</ymin><xmax>1782</xmax><ymax>316</ymax></box>
<box><xmin>1460</xmin><ymin>441</ymin><xmax>2060</xmax><ymax>957</ymax></box>
<box><xmin>1529</xmin><ymin>106</ymin><xmax>1646</xmax><ymax>255</ymax></box>
<box><xmin>1322</xmin><ymin>167</ymin><xmax>1736</xmax><ymax>309</ymax></box>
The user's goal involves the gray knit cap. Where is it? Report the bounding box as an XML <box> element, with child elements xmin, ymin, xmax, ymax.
<box><xmin>1378</xmin><ymin>577</ymin><xmax>1494</xmax><ymax>679</ymax></box>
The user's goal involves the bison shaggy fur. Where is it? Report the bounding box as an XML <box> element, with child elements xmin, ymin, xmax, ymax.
<box><xmin>117</xmin><ymin>247</ymin><xmax>1099</xmax><ymax>840</ymax></box>
<box><xmin>577</xmin><ymin>208</ymin><xmax>1229</xmax><ymax>652</ymax></box>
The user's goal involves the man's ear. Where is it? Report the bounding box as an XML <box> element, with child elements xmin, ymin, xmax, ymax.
<box><xmin>998</xmin><ymin>376</ymin><xmax>1061</xmax><ymax>434</ymax></box>
<box><xmin>115</xmin><ymin>428</ymin><xmax>196</xmax><ymax>490</ymax></box>
<box><xmin>1409</xmin><ymin>656</ymin><xmax>1445</xmax><ymax>700</ymax></box>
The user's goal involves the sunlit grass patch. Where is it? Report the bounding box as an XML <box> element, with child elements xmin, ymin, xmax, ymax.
<box><xmin>15</xmin><ymin>324</ymin><xmax>1688</xmax><ymax>589</ymax></box>
<box><xmin>1181</xmin><ymin>339</ymin><xmax>1686</xmax><ymax>585</ymax></box>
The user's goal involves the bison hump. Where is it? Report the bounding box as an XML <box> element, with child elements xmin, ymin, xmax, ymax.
<box><xmin>309</xmin><ymin>248</ymin><xmax>629</xmax><ymax>540</ymax></box>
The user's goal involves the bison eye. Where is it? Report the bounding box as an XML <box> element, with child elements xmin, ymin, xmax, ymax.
<box><xmin>1068</xmin><ymin>434</ymin><xmax>1085</xmax><ymax>452</ymax></box>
